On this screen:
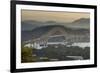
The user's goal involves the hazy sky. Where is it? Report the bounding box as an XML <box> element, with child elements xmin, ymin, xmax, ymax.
<box><xmin>21</xmin><ymin>10</ymin><xmax>90</xmax><ymax>23</ymax></box>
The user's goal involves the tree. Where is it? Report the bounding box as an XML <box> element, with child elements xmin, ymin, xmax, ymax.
<box><xmin>21</xmin><ymin>45</ymin><xmax>37</xmax><ymax>63</ymax></box>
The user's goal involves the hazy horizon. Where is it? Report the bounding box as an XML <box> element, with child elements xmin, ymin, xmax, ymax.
<box><xmin>21</xmin><ymin>10</ymin><xmax>90</xmax><ymax>23</ymax></box>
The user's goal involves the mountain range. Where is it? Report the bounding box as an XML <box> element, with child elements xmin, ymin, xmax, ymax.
<box><xmin>21</xmin><ymin>25</ymin><xmax>90</xmax><ymax>42</ymax></box>
<box><xmin>21</xmin><ymin>18</ymin><xmax>90</xmax><ymax>31</ymax></box>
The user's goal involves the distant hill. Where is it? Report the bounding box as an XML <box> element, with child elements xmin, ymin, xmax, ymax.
<box><xmin>21</xmin><ymin>25</ymin><xmax>89</xmax><ymax>42</ymax></box>
<box><xmin>21</xmin><ymin>18</ymin><xmax>90</xmax><ymax>42</ymax></box>
<box><xmin>21</xmin><ymin>20</ymin><xmax>60</xmax><ymax>31</ymax></box>
<box><xmin>21</xmin><ymin>18</ymin><xmax>90</xmax><ymax>31</ymax></box>
<box><xmin>66</xmin><ymin>18</ymin><xmax>90</xmax><ymax>29</ymax></box>
<box><xmin>73</xmin><ymin>18</ymin><xmax>90</xmax><ymax>24</ymax></box>
<box><xmin>21</xmin><ymin>20</ymin><xmax>43</xmax><ymax>31</ymax></box>
<box><xmin>22</xmin><ymin>25</ymin><xmax>65</xmax><ymax>41</ymax></box>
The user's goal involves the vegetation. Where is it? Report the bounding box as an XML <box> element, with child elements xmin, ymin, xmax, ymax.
<box><xmin>21</xmin><ymin>44</ymin><xmax>90</xmax><ymax>63</ymax></box>
<box><xmin>42</xmin><ymin>45</ymin><xmax>90</xmax><ymax>60</ymax></box>
<box><xmin>82</xmin><ymin>47</ymin><xmax>90</xmax><ymax>59</ymax></box>
<box><xmin>21</xmin><ymin>45</ymin><xmax>37</xmax><ymax>63</ymax></box>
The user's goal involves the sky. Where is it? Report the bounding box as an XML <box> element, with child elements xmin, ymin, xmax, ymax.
<box><xmin>21</xmin><ymin>10</ymin><xmax>90</xmax><ymax>23</ymax></box>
